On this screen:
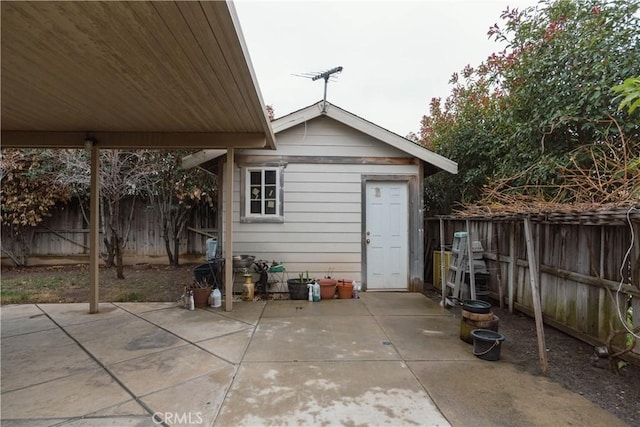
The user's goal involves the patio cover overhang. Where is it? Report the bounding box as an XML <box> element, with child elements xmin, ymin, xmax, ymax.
<box><xmin>1</xmin><ymin>0</ymin><xmax>276</xmax><ymax>313</ymax></box>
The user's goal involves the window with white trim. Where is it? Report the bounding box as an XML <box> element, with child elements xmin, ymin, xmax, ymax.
<box><xmin>241</xmin><ymin>166</ymin><xmax>283</xmax><ymax>222</ymax></box>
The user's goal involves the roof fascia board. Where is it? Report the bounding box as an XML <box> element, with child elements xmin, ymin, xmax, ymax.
<box><xmin>272</xmin><ymin>101</ymin><xmax>457</xmax><ymax>174</ymax></box>
<box><xmin>271</xmin><ymin>103</ymin><xmax>323</xmax><ymax>133</ymax></box>
<box><xmin>224</xmin><ymin>0</ymin><xmax>276</xmax><ymax>150</ymax></box>
<box><xmin>1</xmin><ymin>131</ymin><xmax>267</xmax><ymax>150</ymax></box>
<box><xmin>181</xmin><ymin>149</ymin><xmax>227</xmax><ymax>169</ymax></box>
<box><xmin>326</xmin><ymin>106</ymin><xmax>458</xmax><ymax>174</ymax></box>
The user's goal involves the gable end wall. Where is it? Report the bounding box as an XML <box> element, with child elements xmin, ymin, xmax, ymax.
<box><xmin>223</xmin><ymin>116</ymin><xmax>424</xmax><ymax>289</ymax></box>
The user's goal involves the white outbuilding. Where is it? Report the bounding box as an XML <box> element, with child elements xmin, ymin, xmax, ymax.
<box><xmin>184</xmin><ymin>101</ymin><xmax>457</xmax><ymax>292</ymax></box>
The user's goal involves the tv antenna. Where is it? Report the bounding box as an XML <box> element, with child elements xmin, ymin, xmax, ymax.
<box><xmin>293</xmin><ymin>66</ymin><xmax>343</xmax><ymax>113</ymax></box>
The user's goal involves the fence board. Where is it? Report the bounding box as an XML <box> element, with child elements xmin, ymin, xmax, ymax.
<box><xmin>3</xmin><ymin>198</ymin><xmax>217</xmax><ymax>265</ymax></box>
<box><xmin>425</xmin><ymin>214</ymin><xmax>639</xmax><ymax>361</ymax></box>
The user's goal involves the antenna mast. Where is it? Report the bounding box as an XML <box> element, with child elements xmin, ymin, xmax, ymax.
<box><xmin>312</xmin><ymin>66</ymin><xmax>343</xmax><ymax>113</ymax></box>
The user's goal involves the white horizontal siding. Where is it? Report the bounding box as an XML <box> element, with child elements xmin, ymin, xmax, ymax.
<box><xmin>285</xmin><ymin>171</ymin><xmax>362</xmax><ymax>183</ymax></box>
<box><xmin>230</xmin><ymin>222</ymin><xmax>359</xmax><ymax>233</ymax></box>
<box><xmin>234</xmin><ymin>231</ymin><xmax>360</xmax><ymax>244</ymax></box>
<box><xmin>241</xmin><ymin>116</ymin><xmax>409</xmax><ymax>159</ymax></box>
<box><xmin>286</xmin><ymin>192</ymin><xmax>358</xmax><ymax>203</ymax></box>
<box><xmin>223</xmin><ymin>116</ymin><xmax>420</xmax><ymax>282</ymax></box>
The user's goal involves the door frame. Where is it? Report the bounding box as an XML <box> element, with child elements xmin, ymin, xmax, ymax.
<box><xmin>361</xmin><ymin>173</ymin><xmax>423</xmax><ymax>291</ymax></box>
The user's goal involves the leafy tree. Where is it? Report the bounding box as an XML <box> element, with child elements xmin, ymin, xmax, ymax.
<box><xmin>491</xmin><ymin>0</ymin><xmax>639</xmax><ymax>164</ymax></box>
<box><xmin>420</xmin><ymin>0</ymin><xmax>640</xmax><ymax>213</ymax></box>
<box><xmin>0</xmin><ymin>149</ymin><xmax>70</xmax><ymax>266</ymax></box>
<box><xmin>613</xmin><ymin>76</ymin><xmax>640</xmax><ymax>114</ymax></box>
<box><xmin>420</xmin><ymin>63</ymin><xmax>510</xmax><ymax>214</ymax></box>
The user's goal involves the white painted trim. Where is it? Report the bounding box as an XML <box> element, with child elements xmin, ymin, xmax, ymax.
<box><xmin>184</xmin><ymin>101</ymin><xmax>458</xmax><ymax>175</ymax></box>
<box><xmin>181</xmin><ymin>149</ymin><xmax>227</xmax><ymax>169</ymax></box>
<box><xmin>272</xmin><ymin>102</ymin><xmax>458</xmax><ymax>174</ymax></box>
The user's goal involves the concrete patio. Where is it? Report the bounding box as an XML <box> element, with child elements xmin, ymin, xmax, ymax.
<box><xmin>1</xmin><ymin>293</ymin><xmax>627</xmax><ymax>426</ymax></box>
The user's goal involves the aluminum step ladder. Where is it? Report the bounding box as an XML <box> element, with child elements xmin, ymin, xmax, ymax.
<box><xmin>445</xmin><ymin>231</ymin><xmax>468</xmax><ymax>306</ymax></box>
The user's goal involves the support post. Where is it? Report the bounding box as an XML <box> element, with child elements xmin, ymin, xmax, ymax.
<box><xmin>524</xmin><ymin>216</ymin><xmax>549</xmax><ymax>375</ymax></box>
<box><xmin>89</xmin><ymin>141</ymin><xmax>100</xmax><ymax>314</ymax></box>
<box><xmin>224</xmin><ymin>148</ymin><xmax>235</xmax><ymax>312</ymax></box>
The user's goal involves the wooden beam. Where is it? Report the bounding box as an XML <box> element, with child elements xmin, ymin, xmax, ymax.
<box><xmin>1</xmin><ymin>131</ymin><xmax>267</xmax><ymax>149</ymax></box>
<box><xmin>89</xmin><ymin>142</ymin><xmax>100</xmax><ymax>314</ymax></box>
<box><xmin>235</xmin><ymin>155</ymin><xmax>417</xmax><ymax>166</ymax></box>
<box><xmin>524</xmin><ymin>216</ymin><xmax>549</xmax><ymax>374</ymax></box>
<box><xmin>181</xmin><ymin>149</ymin><xmax>227</xmax><ymax>169</ymax></box>
<box><xmin>483</xmin><ymin>251</ymin><xmax>640</xmax><ymax>297</ymax></box>
<box><xmin>540</xmin><ymin>265</ymin><xmax>640</xmax><ymax>297</ymax></box>
<box><xmin>224</xmin><ymin>148</ymin><xmax>235</xmax><ymax>311</ymax></box>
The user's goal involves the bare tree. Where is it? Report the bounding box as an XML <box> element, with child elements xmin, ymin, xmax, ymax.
<box><xmin>55</xmin><ymin>149</ymin><xmax>152</xmax><ymax>279</ymax></box>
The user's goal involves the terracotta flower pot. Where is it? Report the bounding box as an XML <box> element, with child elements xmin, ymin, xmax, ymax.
<box><xmin>318</xmin><ymin>278</ymin><xmax>337</xmax><ymax>299</ymax></box>
<box><xmin>190</xmin><ymin>287</ymin><xmax>212</xmax><ymax>307</ymax></box>
<box><xmin>336</xmin><ymin>281</ymin><xmax>354</xmax><ymax>299</ymax></box>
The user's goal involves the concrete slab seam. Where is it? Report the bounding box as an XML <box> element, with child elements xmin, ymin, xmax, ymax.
<box><xmin>31</xmin><ymin>303</ymin><xmax>160</xmax><ymax>422</ymax></box>
<box><xmin>210</xmin><ymin>299</ymin><xmax>268</xmax><ymax>426</ymax></box>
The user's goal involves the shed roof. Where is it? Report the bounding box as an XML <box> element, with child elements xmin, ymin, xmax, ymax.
<box><xmin>182</xmin><ymin>101</ymin><xmax>458</xmax><ymax>174</ymax></box>
<box><xmin>1</xmin><ymin>0</ymin><xmax>275</xmax><ymax>149</ymax></box>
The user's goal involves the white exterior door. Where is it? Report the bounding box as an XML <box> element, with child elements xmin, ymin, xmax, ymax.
<box><xmin>365</xmin><ymin>181</ymin><xmax>408</xmax><ymax>290</ymax></box>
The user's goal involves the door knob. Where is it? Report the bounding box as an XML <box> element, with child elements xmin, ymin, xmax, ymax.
<box><xmin>366</xmin><ymin>239</ymin><xmax>370</xmax><ymax>244</ymax></box>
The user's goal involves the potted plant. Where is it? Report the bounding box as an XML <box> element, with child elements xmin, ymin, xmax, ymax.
<box><xmin>188</xmin><ymin>280</ymin><xmax>213</xmax><ymax>308</ymax></box>
<box><xmin>287</xmin><ymin>271</ymin><xmax>315</xmax><ymax>300</ymax></box>
<box><xmin>318</xmin><ymin>269</ymin><xmax>337</xmax><ymax>299</ymax></box>
<box><xmin>336</xmin><ymin>279</ymin><xmax>354</xmax><ymax>299</ymax></box>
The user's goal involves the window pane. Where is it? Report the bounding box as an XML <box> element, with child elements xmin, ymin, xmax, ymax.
<box><xmin>250</xmin><ymin>200</ymin><xmax>261</xmax><ymax>214</ymax></box>
<box><xmin>265</xmin><ymin>185</ymin><xmax>276</xmax><ymax>200</ymax></box>
<box><xmin>250</xmin><ymin>171</ymin><xmax>261</xmax><ymax>186</ymax></box>
<box><xmin>265</xmin><ymin>170</ymin><xmax>276</xmax><ymax>185</ymax></box>
<box><xmin>250</xmin><ymin>186</ymin><xmax>261</xmax><ymax>200</ymax></box>
<box><xmin>265</xmin><ymin>201</ymin><xmax>276</xmax><ymax>215</ymax></box>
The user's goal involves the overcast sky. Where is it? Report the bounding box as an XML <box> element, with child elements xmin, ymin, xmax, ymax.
<box><xmin>235</xmin><ymin>0</ymin><xmax>539</xmax><ymax>137</ymax></box>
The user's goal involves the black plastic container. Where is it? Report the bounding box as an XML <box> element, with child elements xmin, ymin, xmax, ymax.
<box><xmin>471</xmin><ymin>329</ymin><xmax>506</xmax><ymax>361</ymax></box>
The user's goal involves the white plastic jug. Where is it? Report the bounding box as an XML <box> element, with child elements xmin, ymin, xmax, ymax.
<box><xmin>212</xmin><ymin>288</ymin><xmax>222</xmax><ymax>308</ymax></box>
<box><xmin>312</xmin><ymin>281</ymin><xmax>321</xmax><ymax>302</ymax></box>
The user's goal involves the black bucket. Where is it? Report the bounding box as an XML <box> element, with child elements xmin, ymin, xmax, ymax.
<box><xmin>471</xmin><ymin>329</ymin><xmax>506</xmax><ymax>361</ymax></box>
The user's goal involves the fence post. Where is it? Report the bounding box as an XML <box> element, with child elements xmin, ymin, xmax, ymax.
<box><xmin>508</xmin><ymin>221</ymin><xmax>517</xmax><ymax>313</ymax></box>
<box><xmin>524</xmin><ymin>216</ymin><xmax>549</xmax><ymax>375</ymax></box>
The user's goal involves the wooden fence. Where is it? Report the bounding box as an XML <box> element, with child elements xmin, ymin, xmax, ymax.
<box><xmin>425</xmin><ymin>208</ymin><xmax>640</xmax><ymax>362</ymax></box>
<box><xmin>1</xmin><ymin>198</ymin><xmax>217</xmax><ymax>266</ymax></box>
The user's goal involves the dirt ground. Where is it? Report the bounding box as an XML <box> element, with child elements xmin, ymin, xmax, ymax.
<box><xmin>1</xmin><ymin>264</ymin><xmax>638</xmax><ymax>425</ymax></box>
<box><xmin>422</xmin><ymin>289</ymin><xmax>640</xmax><ymax>427</ymax></box>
